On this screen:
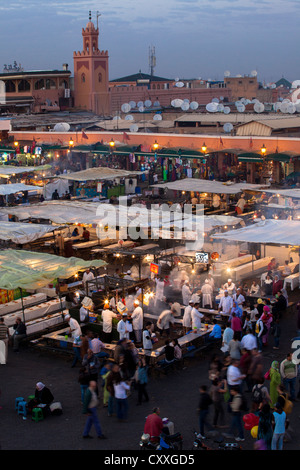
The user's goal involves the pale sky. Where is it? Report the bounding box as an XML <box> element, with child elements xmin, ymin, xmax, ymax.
<box><xmin>0</xmin><ymin>0</ymin><xmax>299</xmax><ymax>83</ymax></box>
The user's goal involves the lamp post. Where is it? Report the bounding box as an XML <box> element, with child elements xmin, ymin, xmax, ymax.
<box><xmin>201</xmin><ymin>142</ymin><xmax>207</xmax><ymax>153</ymax></box>
<box><xmin>260</xmin><ymin>144</ymin><xmax>266</xmax><ymax>156</ymax></box>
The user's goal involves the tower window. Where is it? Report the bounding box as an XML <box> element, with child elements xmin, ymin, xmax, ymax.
<box><xmin>81</xmin><ymin>73</ymin><xmax>86</xmax><ymax>83</ymax></box>
<box><xmin>98</xmin><ymin>73</ymin><xmax>102</xmax><ymax>83</ymax></box>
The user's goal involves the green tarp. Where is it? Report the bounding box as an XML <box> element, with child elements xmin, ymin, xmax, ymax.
<box><xmin>0</xmin><ymin>249</ymin><xmax>106</xmax><ymax>291</ymax></box>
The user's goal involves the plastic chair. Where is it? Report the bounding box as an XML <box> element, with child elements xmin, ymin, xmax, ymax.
<box><xmin>17</xmin><ymin>401</ymin><xmax>27</xmax><ymax>417</ymax></box>
<box><xmin>28</xmin><ymin>395</ymin><xmax>35</xmax><ymax>402</ymax></box>
<box><xmin>15</xmin><ymin>397</ymin><xmax>24</xmax><ymax>411</ymax></box>
<box><xmin>32</xmin><ymin>407</ymin><xmax>44</xmax><ymax>422</ymax></box>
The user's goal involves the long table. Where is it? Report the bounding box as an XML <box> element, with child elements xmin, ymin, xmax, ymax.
<box><xmin>0</xmin><ymin>293</ymin><xmax>47</xmax><ymax>316</ymax></box>
<box><xmin>9</xmin><ymin>312</ymin><xmax>67</xmax><ymax>336</ymax></box>
<box><xmin>3</xmin><ymin>298</ymin><xmax>66</xmax><ymax>327</ymax></box>
<box><xmin>41</xmin><ymin>327</ymin><xmax>117</xmax><ymax>356</ymax></box>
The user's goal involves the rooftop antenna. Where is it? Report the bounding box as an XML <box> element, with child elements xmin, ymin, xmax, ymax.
<box><xmin>96</xmin><ymin>11</ymin><xmax>101</xmax><ymax>29</ymax></box>
<box><xmin>149</xmin><ymin>45</ymin><xmax>156</xmax><ymax>78</ymax></box>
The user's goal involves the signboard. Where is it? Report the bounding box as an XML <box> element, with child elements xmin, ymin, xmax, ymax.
<box><xmin>195</xmin><ymin>252</ymin><xmax>209</xmax><ymax>264</ymax></box>
<box><xmin>150</xmin><ymin>263</ymin><xmax>161</xmax><ymax>275</ymax></box>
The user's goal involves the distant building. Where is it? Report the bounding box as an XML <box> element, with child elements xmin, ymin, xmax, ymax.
<box><xmin>224</xmin><ymin>75</ymin><xmax>258</xmax><ymax>101</ymax></box>
<box><xmin>0</xmin><ymin>66</ymin><xmax>72</xmax><ymax>113</ymax></box>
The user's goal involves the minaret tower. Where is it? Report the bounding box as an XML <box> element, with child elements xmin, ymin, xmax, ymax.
<box><xmin>73</xmin><ymin>11</ymin><xmax>110</xmax><ymax>115</ymax></box>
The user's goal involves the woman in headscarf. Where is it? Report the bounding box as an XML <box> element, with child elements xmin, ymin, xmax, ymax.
<box><xmin>269</xmin><ymin>361</ymin><xmax>281</xmax><ymax>408</ymax></box>
<box><xmin>261</xmin><ymin>305</ymin><xmax>273</xmax><ymax>346</ymax></box>
<box><xmin>28</xmin><ymin>382</ymin><xmax>54</xmax><ymax>415</ymax></box>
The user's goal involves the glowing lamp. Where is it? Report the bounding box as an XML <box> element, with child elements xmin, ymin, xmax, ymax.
<box><xmin>261</xmin><ymin>144</ymin><xmax>266</xmax><ymax>155</ymax></box>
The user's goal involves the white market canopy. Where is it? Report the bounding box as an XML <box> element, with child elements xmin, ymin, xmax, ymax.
<box><xmin>0</xmin><ymin>249</ymin><xmax>107</xmax><ymax>291</ymax></box>
<box><xmin>0</xmin><ymin>183</ymin><xmax>43</xmax><ymax>196</ymax></box>
<box><xmin>152</xmin><ymin>178</ymin><xmax>269</xmax><ymax>195</ymax></box>
<box><xmin>0</xmin><ymin>200</ymin><xmax>241</xmax><ymax>232</ymax></box>
<box><xmin>56</xmin><ymin>167</ymin><xmax>144</xmax><ymax>182</ymax></box>
<box><xmin>257</xmin><ymin>188</ymin><xmax>300</xmax><ymax>199</ymax></box>
<box><xmin>0</xmin><ymin>222</ymin><xmax>64</xmax><ymax>244</ymax></box>
<box><xmin>211</xmin><ymin>219</ymin><xmax>300</xmax><ymax>246</ymax></box>
<box><xmin>0</xmin><ymin>165</ymin><xmax>51</xmax><ymax>179</ymax></box>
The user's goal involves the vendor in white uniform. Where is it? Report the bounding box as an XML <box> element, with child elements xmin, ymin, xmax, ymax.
<box><xmin>218</xmin><ymin>290</ymin><xmax>233</xmax><ymax>315</ymax></box>
<box><xmin>131</xmin><ymin>299</ymin><xmax>143</xmax><ymax>343</ymax></box>
<box><xmin>183</xmin><ymin>300</ymin><xmax>194</xmax><ymax>334</ymax></box>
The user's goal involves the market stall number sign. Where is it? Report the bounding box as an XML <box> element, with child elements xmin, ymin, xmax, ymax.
<box><xmin>150</xmin><ymin>263</ymin><xmax>161</xmax><ymax>275</ymax></box>
<box><xmin>195</xmin><ymin>252</ymin><xmax>209</xmax><ymax>264</ymax></box>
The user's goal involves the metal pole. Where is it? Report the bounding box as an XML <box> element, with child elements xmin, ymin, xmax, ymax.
<box><xmin>19</xmin><ymin>287</ymin><xmax>25</xmax><ymax>324</ymax></box>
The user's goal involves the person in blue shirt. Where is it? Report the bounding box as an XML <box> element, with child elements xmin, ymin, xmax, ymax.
<box><xmin>271</xmin><ymin>403</ymin><xmax>286</xmax><ymax>450</ymax></box>
<box><xmin>208</xmin><ymin>319</ymin><xmax>222</xmax><ymax>343</ymax></box>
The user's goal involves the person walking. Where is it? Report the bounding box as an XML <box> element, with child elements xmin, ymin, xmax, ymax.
<box><xmin>269</xmin><ymin>361</ymin><xmax>282</xmax><ymax>408</ymax></box>
<box><xmin>136</xmin><ymin>357</ymin><xmax>149</xmax><ymax>405</ymax></box>
<box><xmin>224</xmin><ymin>385</ymin><xmax>245</xmax><ymax>442</ymax></box>
<box><xmin>197</xmin><ymin>385</ymin><xmax>213</xmax><ymax>438</ymax></box>
<box><xmin>210</xmin><ymin>378</ymin><xmax>226</xmax><ymax>428</ymax></box>
<box><xmin>271</xmin><ymin>403</ymin><xmax>286</xmax><ymax>450</ymax></box>
<box><xmin>257</xmin><ymin>403</ymin><xmax>273</xmax><ymax>450</ymax></box>
<box><xmin>113</xmin><ymin>373</ymin><xmax>131</xmax><ymax>422</ymax></box>
<box><xmin>280</xmin><ymin>353</ymin><xmax>297</xmax><ymax>401</ymax></box>
<box><xmin>82</xmin><ymin>380</ymin><xmax>107</xmax><ymax>439</ymax></box>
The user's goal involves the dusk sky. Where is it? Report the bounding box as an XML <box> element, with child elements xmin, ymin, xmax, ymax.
<box><xmin>0</xmin><ymin>0</ymin><xmax>299</xmax><ymax>83</ymax></box>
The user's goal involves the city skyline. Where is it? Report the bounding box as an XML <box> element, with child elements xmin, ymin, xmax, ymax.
<box><xmin>0</xmin><ymin>0</ymin><xmax>299</xmax><ymax>83</ymax></box>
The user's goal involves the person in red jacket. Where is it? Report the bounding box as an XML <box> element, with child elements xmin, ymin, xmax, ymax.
<box><xmin>144</xmin><ymin>407</ymin><xmax>164</xmax><ymax>442</ymax></box>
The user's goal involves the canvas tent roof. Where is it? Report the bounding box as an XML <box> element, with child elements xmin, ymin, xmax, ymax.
<box><xmin>211</xmin><ymin>219</ymin><xmax>300</xmax><ymax>246</ymax></box>
<box><xmin>152</xmin><ymin>178</ymin><xmax>269</xmax><ymax>194</ymax></box>
<box><xmin>0</xmin><ymin>249</ymin><xmax>107</xmax><ymax>291</ymax></box>
<box><xmin>0</xmin><ymin>222</ymin><xmax>65</xmax><ymax>244</ymax></box>
<box><xmin>257</xmin><ymin>188</ymin><xmax>300</xmax><ymax>199</ymax></box>
<box><xmin>56</xmin><ymin>167</ymin><xmax>144</xmax><ymax>182</ymax></box>
<box><xmin>0</xmin><ymin>183</ymin><xmax>43</xmax><ymax>196</ymax></box>
<box><xmin>0</xmin><ymin>165</ymin><xmax>51</xmax><ymax>178</ymax></box>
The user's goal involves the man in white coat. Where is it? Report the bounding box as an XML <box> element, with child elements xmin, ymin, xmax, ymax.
<box><xmin>102</xmin><ymin>302</ymin><xmax>118</xmax><ymax>343</ymax></box>
<box><xmin>233</xmin><ymin>288</ymin><xmax>245</xmax><ymax>308</ymax></box>
<box><xmin>154</xmin><ymin>277</ymin><xmax>165</xmax><ymax>307</ymax></box>
<box><xmin>182</xmin><ymin>280</ymin><xmax>192</xmax><ymax>306</ymax></box>
<box><xmin>201</xmin><ymin>280</ymin><xmax>213</xmax><ymax>308</ymax></box>
<box><xmin>117</xmin><ymin>313</ymin><xmax>132</xmax><ymax>340</ymax></box>
<box><xmin>183</xmin><ymin>300</ymin><xmax>194</xmax><ymax>334</ymax></box>
<box><xmin>223</xmin><ymin>279</ymin><xmax>236</xmax><ymax>297</ymax></box>
<box><xmin>131</xmin><ymin>299</ymin><xmax>143</xmax><ymax>343</ymax></box>
<box><xmin>191</xmin><ymin>303</ymin><xmax>204</xmax><ymax>330</ymax></box>
<box><xmin>218</xmin><ymin>290</ymin><xmax>233</xmax><ymax>315</ymax></box>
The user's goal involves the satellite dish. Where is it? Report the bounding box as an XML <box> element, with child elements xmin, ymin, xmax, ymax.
<box><xmin>280</xmin><ymin>102</ymin><xmax>289</xmax><ymax>113</ymax></box>
<box><xmin>129</xmin><ymin>124</ymin><xmax>139</xmax><ymax>132</ymax></box>
<box><xmin>223</xmin><ymin>106</ymin><xmax>231</xmax><ymax>114</ymax></box>
<box><xmin>224</xmin><ymin>71</ymin><xmax>230</xmax><ymax>77</ymax></box>
<box><xmin>235</xmin><ymin>100</ymin><xmax>242</xmax><ymax>107</ymax></box>
<box><xmin>223</xmin><ymin>123</ymin><xmax>233</xmax><ymax>133</ymax></box>
<box><xmin>129</xmin><ymin>101</ymin><xmax>136</xmax><ymax>108</ymax></box>
<box><xmin>206</xmin><ymin>102</ymin><xmax>218</xmax><ymax>112</ymax></box>
<box><xmin>295</xmin><ymin>103</ymin><xmax>300</xmax><ymax>113</ymax></box>
<box><xmin>181</xmin><ymin>102</ymin><xmax>190</xmax><ymax>111</ymax></box>
<box><xmin>183</xmin><ymin>98</ymin><xmax>190</xmax><ymax>104</ymax></box>
<box><xmin>53</xmin><ymin>122</ymin><xmax>70</xmax><ymax>132</ymax></box>
<box><xmin>172</xmin><ymin>99</ymin><xmax>184</xmax><ymax>108</ymax></box>
<box><xmin>236</xmin><ymin>74</ymin><xmax>242</xmax><ymax>78</ymax></box>
<box><xmin>236</xmin><ymin>103</ymin><xmax>245</xmax><ymax>113</ymax></box>
<box><xmin>219</xmin><ymin>96</ymin><xmax>224</xmax><ymax>101</ymax></box>
<box><xmin>144</xmin><ymin>100</ymin><xmax>152</xmax><ymax>108</ymax></box>
<box><xmin>217</xmin><ymin>103</ymin><xmax>224</xmax><ymax>112</ymax></box>
<box><xmin>121</xmin><ymin>103</ymin><xmax>131</xmax><ymax>113</ymax></box>
<box><xmin>212</xmin><ymin>98</ymin><xmax>219</xmax><ymax>103</ymax></box>
<box><xmin>250</xmin><ymin>70</ymin><xmax>258</xmax><ymax>77</ymax></box>
<box><xmin>270</xmin><ymin>84</ymin><xmax>276</xmax><ymax>89</ymax></box>
<box><xmin>274</xmin><ymin>102</ymin><xmax>282</xmax><ymax>111</ymax></box>
<box><xmin>282</xmin><ymin>99</ymin><xmax>291</xmax><ymax>103</ymax></box>
<box><xmin>138</xmin><ymin>106</ymin><xmax>145</xmax><ymax>113</ymax></box>
<box><xmin>254</xmin><ymin>102</ymin><xmax>264</xmax><ymax>113</ymax></box>
<box><xmin>190</xmin><ymin>101</ymin><xmax>199</xmax><ymax>110</ymax></box>
<box><xmin>113</xmin><ymin>116</ymin><xmax>121</xmax><ymax>120</ymax></box>
<box><xmin>137</xmin><ymin>101</ymin><xmax>144</xmax><ymax>108</ymax></box>
<box><xmin>153</xmin><ymin>100</ymin><xmax>160</xmax><ymax>107</ymax></box>
<box><xmin>287</xmin><ymin>103</ymin><xmax>296</xmax><ymax>114</ymax></box>
<box><xmin>153</xmin><ymin>114</ymin><xmax>163</xmax><ymax>121</ymax></box>
<box><xmin>292</xmin><ymin>80</ymin><xmax>300</xmax><ymax>89</ymax></box>
<box><xmin>176</xmin><ymin>82</ymin><xmax>184</xmax><ymax>88</ymax></box>
<box><xmin>175</xmin><ymin>77</ymin><xmax>180</xmax><ymax>82</ymax></box>
<box><xmin>125</xmin><ymin>115</ymin><xmax>134</xmax><ymax>121</ymax></box>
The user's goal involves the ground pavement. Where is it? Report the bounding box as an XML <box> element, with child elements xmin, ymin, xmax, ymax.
<box><xmin>1</xmin><ymin>303</ymin><xmax>300</xmax><ymax>452</ymax></box>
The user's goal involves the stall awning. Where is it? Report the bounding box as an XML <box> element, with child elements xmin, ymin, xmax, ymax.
<box><xmin>265</xmin><ymin>152</ymin><xmax>300</xmax><ymax>162</ymax></box>
<box><xmin>0</xmin><ymin>221</ymin><xmax>65</xmax><ymax>244</ymax></box>
<box><xmin>0</xmin><ymin>183</ymin><xmax>43</xmax><ymax>196</ymax></box>
<box><xmin>211</xmin><ymin>219</ymin><xmax>300</xmax><ymax>246</ymax></box>
<box><xmin>56</xmin><ymin>167</ymin><xmax>144</xmax><ymax>182</ymax></box>
<box><xmin>237</xmin><ymin>152</ymin><xmax>263</xmax><ymax>163</ymax></box>
<box><xmin>0</xmin><ymin>249</ymin><xmax>107</xmax><ymax>290</ymax></box>
<box><xmin>152</xmin><ymin>178</ymin><xmax>269</xmax><ymax>194</ymax></box>
<box><xmin>0</xmin><ymin>165</ymin><xmax>51</xmax><ymax>178</ymax></box>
